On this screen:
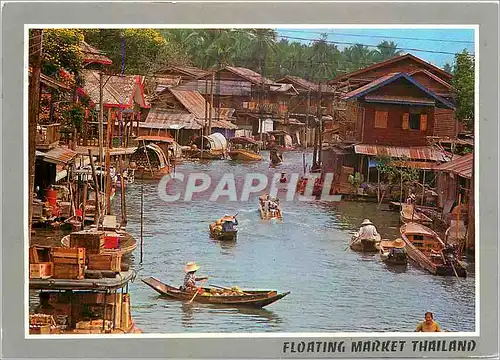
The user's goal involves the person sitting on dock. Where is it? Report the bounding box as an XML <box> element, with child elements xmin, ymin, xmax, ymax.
<box><xmin>415</xmin><ymin>312</ymin><xmax>442</xmax><ymax>332</ymax></box>
<box><xmin>181</xmin><ymin>262</ymin><xmax>208</xmax><ymax>292</ymax></box>
<box><xmin>279</xmin><ymin>172</ymin><xmax>288</xmax><ymax>183</ymax></box>
<box><xmin>356</xmin><ymin>219</ymin><xmax>379</xmax><ymax>240</ymax></box>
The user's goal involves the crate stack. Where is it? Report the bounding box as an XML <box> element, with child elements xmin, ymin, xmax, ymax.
<box><xmin>29</xmin><ymin>314</ymin><xmax>60</xmax><ymax>334</ymax></box>
<box><xmin>51</xmin><ymin>247</ymin><xmax>86</xmax><ymax>280</ymax></box>
<box><xmin>69</xmin><ymin>230</ymin><xmax>123</xmax><ymax>276</ymax></box>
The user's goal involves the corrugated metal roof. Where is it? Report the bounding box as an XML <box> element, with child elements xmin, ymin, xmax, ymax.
<box><xmin>169</xmin><ymin>88</ymin><xmax>209</xmax><ymax>119</ymax></box>
<box><xmin>354</xmin><ymin>144</ymin><xmax>451</xmax><ymax>162</ymax></box>
<box><xmin>176</xmin><ymin>79</ymin><xmax>252</xmax><ymax>96</ymax></box>
<box><xmin>225</xmin><ymin>66</ymin><xmax>275</xmax><ymax>85</ymax></box>
<box><xmin>435</xmin><ymin>153</ymin><xmax>473</xmax><ymax>179</ymax></box>
<box><xmin>143</xmin><ymin>108</ymin><xmax>201</xmax><ymax>130</ymax></box>
<box><xmin>36</xmin><ymin>146</ymin><xmax>78</xmax><ymax>164</ymax></box>
<box><xmin>161</xmin><ymin>65</ymin><xmax>210</xmax><ymax>79</ymax></box>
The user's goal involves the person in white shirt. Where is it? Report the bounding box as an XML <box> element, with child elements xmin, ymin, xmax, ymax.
<box><xmin>356</xmin><ymin>219</ymin><xmax>379</xmax><ymax>240</ymax></box>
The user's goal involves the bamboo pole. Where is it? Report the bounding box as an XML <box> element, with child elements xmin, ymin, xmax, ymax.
<box><xmin>421</xmin><ymin>169</ymin><xmax>426</xmax><ymax>206</ymax></box>
<box><xmin>88</xmin><ymin>149</ymin><xmax>101</xmax><ymax>226</ymax></box>
<box><xmin>140</xmin><ymin>184</ymin><xmax>144</xmax><ymax>264</ymax></box>
<box><xmin>119</xmin><ymin>155</ymin><xmax>127</xmax><ymax>226</ymax></box>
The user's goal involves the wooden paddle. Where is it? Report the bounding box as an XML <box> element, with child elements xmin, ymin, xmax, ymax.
<box><xmin>186</xmin><ymin>279</ymin><xmax>207</xmax><ymax>304</ymax></box>
<box><xmin>209</xmin><ymin>284</ymin><xmax>251</xmax><ymax>296</ymax></box>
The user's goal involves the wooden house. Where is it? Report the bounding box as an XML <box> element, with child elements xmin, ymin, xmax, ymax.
<box><xmin>276</xmin><ymin>75</ymin><xmax>336</xmax><ymax>145</ymax></box>
<box><xmin>329</xmin><ymin>53</ymin><xmax>459</xmax><ymax>142</ymax></box>
<box><xmin>79</xmin><ymin>70</ymin><xmax>150</xmax><ymax>147</ymax></box>
<box><xmin>157</xmin><ymin>65</ymin><xmax>210</xmax><ymax>83</ymax></box>
<box><xmin>175</xmin><ymin>66</ymin><xmax>298</xmax><ymax>137</ymax></box>
<box><xmin>321</xmin><ymin>71</ymin><xmax>456</xmax><ymax>195</ymax></box>
<box><xmin>143</xmin><ymin>88</ymin><xmax>237</xmax><ymax>145</ymax></box>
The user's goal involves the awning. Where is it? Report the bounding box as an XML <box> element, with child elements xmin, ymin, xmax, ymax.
<box><xmin>354</xmin><ymin>144</ymin><xmax>451</xmax><ymax>162</ymax></box>
<box><xmin>36</xmin><ymin>146</ymin><xmax>78</xmax><ymax>165</ymax></box>
<box><xmin>435</xmin><ymin>153</ymin><xmax>473</xmax><ymax>179</ymax></box>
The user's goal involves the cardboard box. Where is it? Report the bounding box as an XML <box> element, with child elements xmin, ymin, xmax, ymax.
<box><xmin>30</xmin><ymin>262</ymin><xmax>53</xmax><ymax>279</ymax></box>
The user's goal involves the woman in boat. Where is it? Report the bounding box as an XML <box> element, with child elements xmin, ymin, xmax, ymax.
<box><xmin>181</xmin><ymin>262</ymin><xmax>209</xmax><ymax>292</ymax></box>
<box><xmin>221</xmin><ymin>215</ymin><xmax>238</xmax><ymax>232</ymax></box>
<box><xmin>279</xmin><ymin>172</ymin><xmax>288</xmax><ymax>183</ymax></box>
<box><xmin>356</xmin><ymin>219</ymin><xmax>379</xmax><ymax>240</ymax></box>
<box><xmin>415</xmin><ymin>312</ymin><xmax>442</xmax><ymax>332</ymax></box>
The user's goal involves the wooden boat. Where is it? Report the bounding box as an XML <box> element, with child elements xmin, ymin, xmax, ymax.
<box><xmin>379</xmin><ymin>238</ymin><xmax>408</xmax><ymax>265</ymax></box>
<box><xmin>400</xmin><ymin>204</ymin><xmax>433</xmax><ymax>225</ymax></box>
<box><xmin>349</xmin><ymin>233</ymin><xmax>381</xmax><ymax>252</ymax></box>
<box><xmin>228</xmin><ymin>137</ymin><xmax>263</xmax><ymax>161</ymax></box>
<box><xmin>129</xmin><ymin>143</ymin><xmax>170</xmax><ymax>180</ymax></box>
<box><xmin>61</xmin><ymin>229</ymin><xmax>137</xmax><ymax>257</ymax></box>
<box><xmin>258</xmin><ymin>194</ymin><xmax>283</xmax><ymax>221</ymax></box>
<box><xmin>29</xmin><ymin>270</ymin><xmax>141</xmax><ymax>334</ymax></box>
<box><xmin>209</xmin><ymin>216</ymin><xmax>238</xmax><ymax>241</ymax></box>
<box><xmin>142</xmin><ymin>277</ymin><xmax>290</xmax><ymax>308</ymax></box>
<box><xmin>400</xmin><ymin>222</ymin><xmax>467</xmax><ymax>277</ymax></box>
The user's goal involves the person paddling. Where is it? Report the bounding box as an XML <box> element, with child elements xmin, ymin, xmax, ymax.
<box><xmin>355</xmin><ymin>219</ymin><xmax>379</xmax><ymax>240</ymax></box>
<box><xmin>181</xmin><ymin>262</ymin><xmax>208</xmax><ymax>292</ymax></box>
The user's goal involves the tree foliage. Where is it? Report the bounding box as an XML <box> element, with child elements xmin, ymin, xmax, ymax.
<box><xmin>160</xmin><ymin>29</ymin><xmax>408</xmax><ymax>81</ymax></box>
<box><xmin>83</xmin><ymin>29</ymin><xmax>189</xmax><ymax>75</ymax></box>
<box><xmin>452</xmin><ymin>49</ymin><xmax>474</xmax><ymax>129</ymax></box>
<box><xmin>375</xmin><ymin>155</ymin><xmax>419</xmax><ymax>185</ymax></box>
<box><xmin>41</xmin><ymin>29</ymin><xmax>85</xmax><ymax>80</ymax></box>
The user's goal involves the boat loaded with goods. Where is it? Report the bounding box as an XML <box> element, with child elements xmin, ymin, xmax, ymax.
<box><xmin>209</xmin><ymin>214</ymin><xmax>238</xmax><ymax>241</ymax></box>
<box><xmin>29</xmin><ymin>230</ymin><xmax>141</xmax><ymax>334</ymax></box>
<box><xmin>258</xmin><ymin>194</ymin><xmax>283</xmax><ymax>221</ymax></box>
<box><xmin>142</xmin><ymin>277</ymin><xmax>290</xmax><ymax>308</ymax></box>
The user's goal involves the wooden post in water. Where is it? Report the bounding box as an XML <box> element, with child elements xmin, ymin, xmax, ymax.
<box><xmin>421</xmin><ymin>169</ymin><xmax>426</xmax><ymax>206</ymax></box>
<box><xmin>81</xmin><ymin>183</ymin><xmax>88</xmax><ymax>230</ymax></box>
<box><xmin>140</xmin><ymin>184</ymin><xmax>144</xmax><ymax>264</ymax></box>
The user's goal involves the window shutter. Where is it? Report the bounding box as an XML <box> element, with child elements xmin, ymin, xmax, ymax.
<box><xmin>374</xmin><ymin>110</ymin><xmax>388</xmax><ymax>128</ymax></box>
<box><xmin>402</xmin><ymin>113</ymin><xmax>409</xmax><ymax>130</ymax></box>
<box><xmin>420</xmin><ymin>114</ymin><xmax>428</xmax><ymax>131</ymax></box>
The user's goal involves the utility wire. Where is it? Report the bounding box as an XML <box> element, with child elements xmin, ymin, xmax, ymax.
<box><xmin>276</xmin><ymin>34</ymin><xmax>473</xmax><ymax>56</ymax></box>
<box><xmin>278</xmin><ymin>29</ymin><xmax>475</xmax><ymax>44</ymax></box>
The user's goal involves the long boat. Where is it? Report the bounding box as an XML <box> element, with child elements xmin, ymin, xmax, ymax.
<box><xmin>209</xmin><ymin>217</ymin><xmax>238</xmax><ymax>241</ymax></box>
<box><xmin>142</xmin><ymin>277</ymin><xmax>290</xmax><ymax>308</ymax></box>
<box><xmin>379</xmin><ymin>238</ymin><xmax>408</xmax><ymax>265</ymax></box>
<box><xmin>258</xmin><ymin>194</ymin><xmax>283</xmax><ymax>221</ymax></box>
<box><xmin>400</xmin><ymin>204</ymin><xmax>432</xmax><ymax>225</ymax></box>
<box><xmin>61</xmin><ymin>229</ymin><xmax>137</xmax><ymax>257</ymax></box>
<box><xmin>400</xmin><ymin>222</ymin><xmax>467</xmax><ymax>277</ymax></box>
<box><xmin>349</xmin><ymin>234</ymin><xmax>381</xmax><ymax>252</ymax></box>
<box><xmin>129</xmin><ymin>142</ymin><xmax>170</xmax><ymax>180</ymax></box>
<box><xmin>228</xmin><ymin>137</ymin><xmax>263</xmax><ymax>161</ymax></box>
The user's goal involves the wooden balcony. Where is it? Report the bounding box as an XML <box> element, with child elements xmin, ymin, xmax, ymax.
<box><xmin>36</xmin><ymin>123</ymin><xmax>61</xmax><ymax>150</ymax></box>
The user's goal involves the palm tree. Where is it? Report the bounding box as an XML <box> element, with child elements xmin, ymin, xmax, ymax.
<box><xmin>373</xmin><ymin>41</ymin><xmax>402</xmax><ymax>62</ymax></box>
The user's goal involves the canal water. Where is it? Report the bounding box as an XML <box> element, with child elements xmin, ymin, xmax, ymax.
<box><xmin>31</xmin><ymin>150</ymin><xmax>475</xmax><ymax>333</ymax></box>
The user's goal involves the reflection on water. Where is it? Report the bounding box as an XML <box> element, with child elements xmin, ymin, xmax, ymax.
<box><xmin>30</xmin><ymin>150</ymin><xmax>475</xmax><ymax>333</ymax></box>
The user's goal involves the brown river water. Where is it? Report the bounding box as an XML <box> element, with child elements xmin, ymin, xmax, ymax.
<box><xmin>30</xmin><ymin>150</ymin><xmax>475</xmax><ymax>333</ymax></box>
